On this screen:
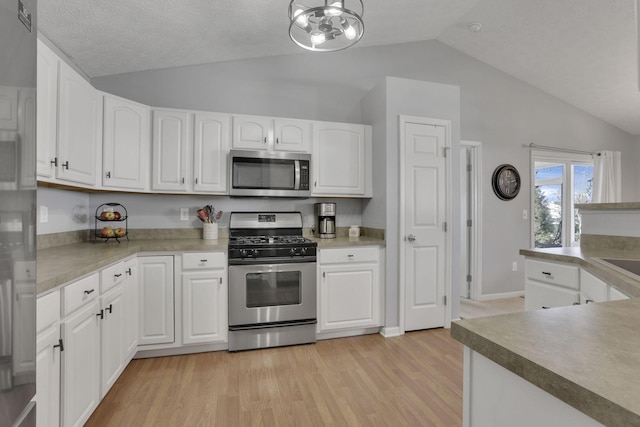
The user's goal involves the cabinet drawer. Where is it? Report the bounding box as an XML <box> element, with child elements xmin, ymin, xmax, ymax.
<box><xmin>525</xmin><ymin>281</ymin><xmax>579</xmax><ymax>310</ymax></box>
<box><xmin>320</xmin><ymin>247</ymin><xmax>378</xmax><ymax>264</ymax></box>
<box><xmin>525</xmin><ymin>259</ymin><xmax>578</xmax><ymax>289</ymax></box>
<box><xmin>37</xmin><ymin>290</ymin><xmax>60</xmax><ymax>333</ymax></box>
<box><xmin>100</xmin><ymin>261</ymin><xmax>125</xmax><ymax>293</ymax></box>
<box><xmin>182</xmin><ymin>252</ymin><xmax>226</xmax><ymax>270</ymax></box>
<box><xmin>62</xmin><ymin>273</ymin><xmax>99</xmax><ymax>316</ymax></box>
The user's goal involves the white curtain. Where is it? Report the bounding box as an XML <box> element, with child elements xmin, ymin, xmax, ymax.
<box><xmin>592</xmin><ymin>150</ymin><xmax>621</xmax><ymax>203</ymax></box>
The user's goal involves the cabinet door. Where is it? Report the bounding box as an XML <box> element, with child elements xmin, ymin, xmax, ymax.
<box><xmin>193</xmin><ymin>112</ymin><xmax>230</xmax><ymax>193</ymax></box>
<box><xmin>312</xmin><ymin>122</ymin><xmax>366</xmax><ymax>195</ymax></box>
<box><xmin>274</xmin><ymin>118</ymin><xmax>310</xmax><ymax>152</ymax></box>
<box><xmin>36</xmin><ymin>325</ymin><xmax>61</xmax><ymax>427</ymax></box>
<box><xmin>36</xmin><ymin>40</ymin><xmax>60</xmax><ymax>179</ymax></box>
<box><xmin>57</xmin><ymin>62</ymin><xmax>98</xmax><ymax>186</ymax></box>
<box><xmin>151</xmin><ymin>110</ymin><xmax>190</xmax><ymax>191</ymax></box>
<box><xmin>182</xmin><ymin>271</ymin><xmax>228</xmax><ymax>344</ymax></box>
<box><xmin>319</xmin><ymin>262</ymin><xmax>380</xmax><ymax>331</ymax></box>
<box><xmin>61</xmin><ymin>299</ymin><xmax>100</xmax><ymax>427</ymax></box>
<box><xmin>138</xmin><ymin>256</ymin><xmax>174</xmax><ymax>346</ymax></box>
<box><xmin>579</xmin><ymin>270</ymin><xmax>608</xmax><ymax>304</ymax></box>
<box><xmin>0</xmin><ymin>85</ymin><xmax>18</xmax><ymax>130</ymax></box>
<box><xmin>102</xmin><ymin>95</ymin><xmax>150</xmax><ymax>190</ymax></box>
<box><xmin>232</xmin><ymin>115</ymin><xmax>271</xmax><ymax>150</ymax></box>
<box><xmin>123</xmin><ymin>258</ymin><xmax>139</xmax><ymax>359</ymax></box>
<box><xmin>18</xmin><ymin>88</ymin><xmax>37</xmax><ymax>189</ymax></box>
<box><xmin>100</xmin><ymin>286</ymin><xmax>124</xmax><ymax>398</ymax></box>
<box><xmin>13</xmin><ymin>283</ymin><xmax>36</xmax><ymax>375</ymax></box>
<box><xmin>525</xmin><ymin>281</ymin><xmax>579</xmax><ymax>311</ymax></box>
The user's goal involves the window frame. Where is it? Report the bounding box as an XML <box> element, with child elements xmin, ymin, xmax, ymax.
<box><xmin>530</xmin><ymin>150</ymin><xmax>594</xmax><ymax>248</ymax></box>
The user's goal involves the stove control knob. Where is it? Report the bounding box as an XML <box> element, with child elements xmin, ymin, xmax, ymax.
<box><xmin>290</xmin><ymin>248</ymin><xmax>297</xmax><ymax>256</ymax></box>
<box><xmin>252</xmin><ymin>249</ymin><xmax>259</xmax><ymax>257</ymax></box>
<box><xmin>239</xmin><ymin>249</ymin><xmax>248</xmax><ymax>258</ymax></box>
<box><xmin>300</xmin><ymin>248</ymin><xmax>307</xmax><ymax>256</ymax></box>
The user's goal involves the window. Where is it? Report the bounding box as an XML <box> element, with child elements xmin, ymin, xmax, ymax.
<box><xmin>531</xmin><ymin>152</ymin><xmax>593</xmax><ymax>248</ymax></box>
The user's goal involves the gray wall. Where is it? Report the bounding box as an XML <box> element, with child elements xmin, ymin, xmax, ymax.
<box><xmin>91</xmin><ymin>39</ymin><xmax>640</xmax><ymax>299</ymax></box>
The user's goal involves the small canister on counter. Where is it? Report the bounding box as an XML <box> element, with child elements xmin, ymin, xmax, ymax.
<box><xmin>349</xmin><ymin>225</ymin><xmax>360</xmax><ymax>238</ymax></box>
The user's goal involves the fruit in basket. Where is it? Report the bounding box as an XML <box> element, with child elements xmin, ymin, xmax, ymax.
<box><xmin>101</xmin><ymin>211</ymin><xmax>116</xmax><ymax>221</ymax></box>
<box><xmin>113</xmin><ymin>211</ymin><xmax>121</xmax><ymax>220</ymax></box>
<box><xmin>115</xmin><ymin>227</ymin><xmax>126</xmax><ymax>237</ymax></box>
<box><xmin>101</xmin><ymin>226</ymin><xmax>115</xmax><ymax>238</ymax></box>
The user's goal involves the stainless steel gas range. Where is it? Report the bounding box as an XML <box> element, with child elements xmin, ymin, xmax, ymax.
<box><xmin>227</xmin><ymin>212</ymin><xmax>317</xmax><ymax>351</ymax></box>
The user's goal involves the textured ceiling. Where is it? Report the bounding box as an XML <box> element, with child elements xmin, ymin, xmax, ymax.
<box><xmin>39</xmin><ymin>0</ymin><xmax>640</xmax><ymax>135</ymax></box>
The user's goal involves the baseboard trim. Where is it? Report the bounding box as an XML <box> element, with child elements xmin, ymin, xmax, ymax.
<box><xmin>380</xmin><ymin>326</ymin><xmax>403</xmax><ymax>338</ymax></box>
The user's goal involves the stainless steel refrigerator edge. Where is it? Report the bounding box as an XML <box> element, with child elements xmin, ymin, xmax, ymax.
<box><xmin>0</xmin><ymin>0</ymin><xmax>37</xmax><ymax>425</ymax></box>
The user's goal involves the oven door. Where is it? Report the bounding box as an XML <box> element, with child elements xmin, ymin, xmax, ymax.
<box><xmin>228</xmin><ymin>261</ymin><xmax>316</xmax><ymax>327</ymax></box>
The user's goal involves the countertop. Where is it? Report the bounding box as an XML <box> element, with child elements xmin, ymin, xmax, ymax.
<box><xmin>451</xmin><ymin>299</ymin><xmax>640</xmax><ymax>426</ymax></box>
<box><xmin>451</xmin><ymin>245</ymin><xmax>640</xmax><ymax>425</ymax></box>
<box><xmin>37</xmin><ymin>235</ymin><xmax>385</xmax><ymax>295</ymax></box>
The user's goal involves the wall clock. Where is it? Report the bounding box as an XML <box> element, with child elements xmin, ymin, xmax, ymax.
<box><xmin>491</xmin><ymin>164</ymin><xmax>521</xmax><ymax>200</ymax></box>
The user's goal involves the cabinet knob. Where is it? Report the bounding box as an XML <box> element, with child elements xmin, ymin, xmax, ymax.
<box><xmin>276</xmin><ymin>138</ymin><xmax>280</xmax><ymax>144</ymax></box>
<box><xmin>407</xmin><ymin>234</ymin><xmax>416</xmax><ymax>242</ymax></box>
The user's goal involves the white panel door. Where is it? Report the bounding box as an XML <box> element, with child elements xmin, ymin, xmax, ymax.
<box><xmin>232</xmin><ymin>115</ymin><xmax>271</xmax><ymax>150</ymax></box>
<box><xmin>404</xmin><ymin>121</ymin><xmax>447</xmax><ymax>331</ymax></box>
<box><xmin>274</xmin><ymin>118</ymin><xmax>310</xmax><ymax>152</ymax></box>
<box><xmin>57</xmin><ymin>62</ymin><xmax>98</xmax><ymax>186</ymax></box>
<box><xmin>103</xmin><ymin>95</ymin><xmax>150</xmax><ymax>190</ymax></box>
<box><xmin>0</xmin><ymin>86</ymin><xmax>18</xmax><ymax>130</ymax></box>
<box><xmin>100</xmin><ymin>286</ymin><xmax>124</xmax><ymax>398</ymax></box>
<box><xmin>151</xmin><ymin>110</ymin><xmax>190</xmax><ymax>192</ymax></box>
<box><xmin>193</xmin><ymin>112</ymin><xmax>230</xmax><ymax>193</ymax></box>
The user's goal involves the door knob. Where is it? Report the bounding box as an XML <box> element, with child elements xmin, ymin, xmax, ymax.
<box><xmin>407</xmin><ymin>234</ymin><xmax>416</xmax><ymax>242</ymax></box>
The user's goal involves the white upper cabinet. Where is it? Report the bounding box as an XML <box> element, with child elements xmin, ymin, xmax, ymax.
<box><xmin>151</xmin><ymin>109</ymin><xmax>191</xmax><ymax>192</ymax></box>
<box><xmin>57</xmin><ymin>60</ymin><xmax>99</xmax><ymax>186</ymax></box>
<box><xmin>0</xmin><ymin>86</ymin><xmax>18</xmax><ymax>130</ymax></box>
<box><xmin>102</xmin><ymin>94</ymin><xmax>150</xmax><ymax>190</ymax></box>
<box><xmin>193</xmin><ymin>112</ymin><xmax>230</xmax><ymax>193</ymax></box>
<box><xmin>312</xmin><ymin>121</ymin><xmax>371</xmax><ymax>197</ymax></box>
<box><xmin>36</xmin><ymin>40</ymin><xmax>59</xmax><ymax>179</ymax></box>
<box><xmin>18</xmin><ymin>88</ymin><xmax>37</xmax><ymax>189</ymax></box>
<box><xmin>233</xmin><ymin>115</ymin><xmax>311</xmax><ymax>153</ymax></box>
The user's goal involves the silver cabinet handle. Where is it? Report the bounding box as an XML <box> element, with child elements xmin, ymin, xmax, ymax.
<box><xmin>407</xmin><ymin>234</ymin><xmax>416</xmax><ymax>242</ymax></box>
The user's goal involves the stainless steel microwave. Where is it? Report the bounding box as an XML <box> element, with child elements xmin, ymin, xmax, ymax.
<box><xmin>229</xmin><ymin>150</ymin><xmax>311</xmax><ymax>198</ymax></box>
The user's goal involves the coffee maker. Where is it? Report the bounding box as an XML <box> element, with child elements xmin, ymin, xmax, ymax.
<box><xmin>314</xmin><ymin>203</ymin><xmax>336</xmax><ymax>239</ymax></box>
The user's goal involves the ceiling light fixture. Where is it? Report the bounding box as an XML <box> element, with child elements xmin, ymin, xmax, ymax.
<box><xmin>288</xmin><ymin>0</ymin><xmax>364</xmax><ymax>52</ymax></box>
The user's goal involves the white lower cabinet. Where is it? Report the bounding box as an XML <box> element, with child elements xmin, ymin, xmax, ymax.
<box><xmin>318</xmin><ymin>247</ymin><xmax>382</xmax><ymax>333</ymax></box>
<box><xmin>36</xmin><ymin>291</ymin><xmax>62</xmax><ymax>427</ymax></box>
<box><xmin>181</xmin><ymin>252</ymin><xmax>228</xmax><ymax>345</ymax></box>
<box><xmin>138</xmin><ymin>256</ymin><xmax>175</xmax><ymax>346</ymax></box>
<box><xmin>525</xmin><ymin>281</ymin><xmax>579</xmax><ymax>310</ymax></box>
<box><xmin>579</xmin><ymin>269</ymin><xmax>609</xmax><ymax>304</ymax></box>
<box><xmin>99</xmin><ymin>285</ymin><xmax>125</xmax><ymax>398</ymax></box>
<box><xmin>61</xmin><ymin>297</ymin><xmax>101</xmax><ymax>427</ymax></box>
<box><xmin>524</xmin><ymin>259</ymin><xmax>579</xmax><ymax>310</ymax></box>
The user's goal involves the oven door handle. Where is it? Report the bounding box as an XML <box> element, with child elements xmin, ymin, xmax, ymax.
<box><xmin>229</xmin><ymin>256</ymin><xmax>316</xmax><ymax>266</ymax></box>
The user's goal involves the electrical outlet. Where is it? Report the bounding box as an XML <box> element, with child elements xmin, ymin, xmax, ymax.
<box><xmin>180</xmin><ymin>208</ymin><xmax>189</xmax><ymax>221</ymax></box>
<box><xmin>512</xmin><ymin>261</ymin><xmax>518</xmax><ymax>272</ymax></box>
<box><xmin>40</xmin><ymin>205</ymin><xmax>48</xmax><ymax>223</ymax></box>
<box><xmin>522</xmin><ymin>209</ymin><xmax>528</xmax><ymax>219</ymax></box>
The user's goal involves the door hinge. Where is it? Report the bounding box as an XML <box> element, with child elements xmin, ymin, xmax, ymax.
<box><xmin>442</xmin><ymin>147</ymin><xmax>448</xmax><ymax>158</ymax></box>
<box><xmin>443</xmin><ymin>295</ymin><xmax>447</xmax><ymax>306</ymax></box>
<box><xmin>467</xmin><ymin>274</ymin><xmax>472</xmax><ymax>283</ymax></box>
<box><xmin>467</xmin><ymin>219</ymin><xmax>472</xmax><ymax>227</ymax></box>
<box><xmin>443</xmin><ymin>222</ymin><xmax>448</xmax><ymax>232</ymax></box>
<box><xmin>467</xmin><ymin>164</ymin><xmax>472</xmax><ymax>172</ymax></box>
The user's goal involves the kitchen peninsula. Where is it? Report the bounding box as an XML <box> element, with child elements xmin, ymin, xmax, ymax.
<box><xmin>453</xmin><ymin>202</ymin><xmax>640</xmax><ymax>426</ymax></box>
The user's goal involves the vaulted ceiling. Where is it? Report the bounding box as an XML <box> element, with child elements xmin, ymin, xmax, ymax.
<box><xmin>39</xmin><ymin>0</ymin><xmax>640</xmax><ymax>135</ymax></box>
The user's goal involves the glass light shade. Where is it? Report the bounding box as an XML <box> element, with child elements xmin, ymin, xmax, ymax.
<box><xmin>288</xmin><ymin>0</ymin><xmax>364</xmax><ymax>52</ymax></box>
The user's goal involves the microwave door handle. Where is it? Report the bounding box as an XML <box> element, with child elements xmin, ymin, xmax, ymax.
<box><xmin>294</xmin><ymin>160</ymin><xmax>301</xmax><ymax>190</ymax></box>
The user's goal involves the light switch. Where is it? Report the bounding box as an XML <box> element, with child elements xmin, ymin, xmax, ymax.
<box><xmin>40</xmin><ymin>205</ymin><xmax>48</xmax><ymax>223</ymax></box>
<box><xmin>522</xmin><ymin>209</ymin><xmax>528</xmax><ymax>219</ymax></box>
<box><xmin>180</xmin><ymin>208</ymin><xmax>189</xmax><ymax>221</ymax></box>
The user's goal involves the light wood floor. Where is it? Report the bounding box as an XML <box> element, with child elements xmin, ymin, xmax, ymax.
<box><xmin>85</xmin><ymin>329</ymin><xmax>463</xmax><ymax>427</ymax></box>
